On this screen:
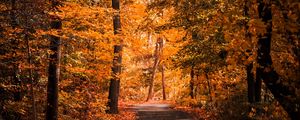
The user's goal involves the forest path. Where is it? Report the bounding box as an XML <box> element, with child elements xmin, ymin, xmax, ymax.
<box><xmin>129</xmin><ymin>104</ymin><xmax>194</xmax><ymax>120</ymax></box>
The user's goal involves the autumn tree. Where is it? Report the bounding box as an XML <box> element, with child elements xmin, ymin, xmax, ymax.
<box><xmin>0</xmin><ymin>1</ymin><xmax>24</xmax><ymax>117</ymax></box>
<box><xmin>254</xmin><ymin>0</ymin><xmax>300</xmax><ymax>119</ymax></box>
<box><xmin>1</xmin><ymin>0</ymin><xmax>50</xmax><ymax>119</ymax></box>
<box><xmin>45</xmin><ymin>1</ymin><xmax>63</xmax><ymax>120</ymax></box>
<box><xmin>161</xmin><ymin>64</ymin><xmax>166</xmax><ymax>100</ymax></box>
<box><xmin>0</xmin><ymin>0</ymin><xmax>298</xmax><ymax>119</ymax></box>
<box><xmin>146</xmin><ymin>37</ymin><xmax>163</xmax><ymax>101</ymax></box>
<box><xmin>147</xmin><ymin>1</ymin><xmax>298</xmax><ymax>119</ymax></box>
<box><xmin>107</xmin><ymin>0</ymin><xmax>122</xmax><ymax>114</ymax></box>
<box><xmin>46</xmin><ymin>20</ymin><xmax>61</xmax><ymax>120</ymax></box>
<box><xmin>160</xmin><ymin>38</ymin><xmax>166</xmax><ymax>100</ymax></box>
<box><xmin>1</xmin><ymin>0</ymin><xmax>116</xmax><ymax>119</ymax></box>
<box><xmin>52</xmin><ymin>1</ymin><xmax>114</xmax><ymax>118</ymax></box>
<box><xmin>243</xmin><ymin>0</ymin><xmax>256</xmax><ymax>104</ymax></box>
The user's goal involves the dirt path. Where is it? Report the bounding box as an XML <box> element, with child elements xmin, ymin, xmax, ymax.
<box><xmin>129</xmin><ymin>104</ymin><xmax>194</xmax><ymax>120</ymax></box>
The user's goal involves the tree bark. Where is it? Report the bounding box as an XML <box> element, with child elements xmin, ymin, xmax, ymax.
<box><xmin>246</xmin><ymin>63</ymin><xmax>255</xmax><ymax>103</ymax></box>
<box><xmin>11</xmin><ymin>0</ymin><xmax>22</xmax><ymax>102</ymax></box>
<box><xmin>84</xmin><ymin>82</ymin><xmax>92</xmax><ymax>119</ymax></box>
<box><xmin>13</xmin><ymin>64</ymin><xmax>21</xmax><ymax>101</ymax></box>
<box><xmin>107</xmin><ymin>0</ymin><xmax>122</xmax><ymax>114</ymax></box>
<box><xmin>26</xmin><ymin>33</ymin><xmax>37</xmax><ymax>120</ymax></box>
<box><xmin>255</xmin><ymin>70</ymin><xmax>262</xmax><ymax>102</ymax></box>
<box><xmin>189</xmin><ymin>68</ymin><xmax>194</xmax><ymax>99</ymax></box>
<box><xmin>10</xmin><ymin>0</ymin><xmax>17</xmax><ymax>28</ymax></box>
<box><xmin>147</xmin><ymin>32</ymin><xmax>152</xmax><ymax>48</ymax></box>
<box><xmin>160</xmin><ymin>38</ymin><xmax>166</xmax><ymax>100</ymax></box>
<box><xmin>107</xmin><ymin>46</ymin><xmax>122</xmax><ymax>114</ymax></box>
<box><xmin>146</xmin><ymin>41</ymin><xmax>160</xmax><ymax>101</ymax></box>
<box><xmin>46</xmin><ymin>20</ymin><xmax>61</xmax><ymax>120</ymax></box>
<box><xmin>205</xmin><ymin>72</ymin><xmax>212</xmax><ymax>101</ymax></box>
<box><xmin>244</xmin><ymin>0</ymin><xmax>255</xmax><ymax>104</ymax></box>
<box><xmin>257</xmin><ymin>0</ymin><xmax>300</xmax><ymax>119</ymax></box>
<box><xmin>161</xmin><ymin>64</ymin><xmax>166</xmax><ymax>100</ymax></box>
<box><xmin>195</xmin><ymin>74</ymin><xmax>199</xmax><ymax>98</ymax></box>
<box><xmin>22</xmin><ymin>0</ymin><xmax>37</xmax><ymax>118</ymax></box>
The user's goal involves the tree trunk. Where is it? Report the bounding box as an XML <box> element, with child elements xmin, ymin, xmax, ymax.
<box><xmin>147</xmin><ymin>32</ymin><xmax>152</xmax><ymax>48</ymax></box>
<box><xmin>107</xmin><ymin>46</ymin><xmax>122</xmax><ymax>114</ymax></box>
<box><xmin>244</xmin><ymin>0</ymin><xmax>255</xmax><ymax>104</ymax></box>
<box><xmin>11</xmin><ymin>0</ymin><xmax>22</xmax><ymax>102</ymax></box>
<box><xmin>160</xmin><ymin>38</ymin><xmax>166</xmax><ymax>100</ymax></box>
<box><xmin>107</xmin><ymin>0</ymin><xmax>122</xmax><ymax>114</ymax></box>
<box><xmin>46</xmin><ymin>20</ymin><xmax>61</xmax><ymax>120</ymax></box>
<box><xmin>195</xmin><ymin>74</ymin><xmax>199</xmax><ymax>98</ymax></box>
<box><xmin>84</xmin><ymin>83</ymin><xmax>92</xmax><ymax>119</ymax></box>
<box><xmin>246</xmin><ymin>63</ymin><xmax>255</xmax><ymax>103</ymax></box>
<box><xmin>205</xmin><ymin>72</ymin><xmax>212</xmax><ymax>101</ymax></box>
<box><xmin>13</xmin><ymin>64</ymin><xmax>21</xmax><ymax>101</ymax></box>
<box><xmin>161</xmin><ymin>64</ymin><xmax>166</xmax><ymax>100</ymax></box>
<box><xmin>26</xmin><ymin>33</ymin><xmax>37</xmax><ymax>120</ymax></box>
<box><xmin>257</xmin><ymin>0</ymin><xmax>300</xmax><ymax>119</ymax></box>
<box><xmin>146</xmin><ymin>41</ymin><xmax>160</xmax><ymax>101</ymax></box>
<box><xmin>22</xmin><ymin>0</ymin><xmax>37</xmax><ymax>117</ymax></box>
<box><xmin>255</xmin><ymin>69</ymin><xmax>262</xmax><ymax>102</ymax></box>
<box><xmin>256</xmin><ymin>0</ymin><xmax>275</xmax><ymax>102</ymax></box>
<box><xmin>189</xmin><ymin>68</ymin><xmax>194</xmax><ymax>99</ymax></box>
<box><xmin>10</xmin><ymin>0</ymin><xmax>17</xmax><ymax>28</ymax></box>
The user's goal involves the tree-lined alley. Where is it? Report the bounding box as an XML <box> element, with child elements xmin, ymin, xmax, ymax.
<box><xmin>0</xmin><ymin>0</ymin><xmax>299</xmax><ymax>119</ymax></box>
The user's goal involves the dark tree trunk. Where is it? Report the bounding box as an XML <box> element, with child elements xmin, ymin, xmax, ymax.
<box><xmin>257</xmin><ymin>0</ymin><xmax>300</xmax><ymax>119</ymax></box>
<box><xmin>244</xmin><ymin>0</ymin><xmax>255</xmax><ymax>104</ymax></box>
<box><xmin>255</xmin><ymin>69</ymin><xmax>262</xmax><ymax>102</ymax></box>
<box><xmin>246</xmin><ymin>63</ymin><xmax>255</xmax><ymax>103</ymax></box>
<box><xmin>22</xmin><ymin>0</ymin><xmax>37</xmax><ymax>117</ymax></box>
<box><xmin>46</xmin><ymin>20</ymin><xmax>61</xmax><ymax>120</ymax></box>
<box><xmin>189</xmin><ymin>68</ymin><xmax>194</xmax><ymax>99</ymax></box>
<box><xmin>107</xmin><ymin>0</ymin><xmax>122</xmax><ymax>114</ymax></box>
<box><xmin>11</xmin><ymin>0</ymin><xmax>22</xmax><ymax>102</ymax></box>
<box><xmin>26</xmin><ymin>33</ymin><xmax>37</xmax><ymax>120</ymax></box>
<box><xmin>107</xmin><ymin>45</ymin><xmax>122</xmax><ymax>114</ymax></box>
<box><xmin>10</xmin><ymin>0</ymin><xmax>17</xmax><ymax>28</ymax></box>
<box><xmin>161</xmin><ymin>64</ymin><xmax>166</xmax><ymax>100</ymax></box>
<box><xmin>13</xmin><ymin>64</ymin><xmax>21</xmax><ymax>101</ymax></box>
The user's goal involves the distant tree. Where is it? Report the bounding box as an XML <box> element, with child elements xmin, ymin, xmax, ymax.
<box><xmin>161</xmin><ymin>40</ymin><xmax>166</xmax><ymax>100</ymax></box>
<box><xmin>161</xmin><ymin>64</ymin><xmax>166</xmax><ymax>100</ymax></box>
<box><xmin>146</xmin><ymin>37</ymin><xmax>163</xmax><ymax>101</ymax></box>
